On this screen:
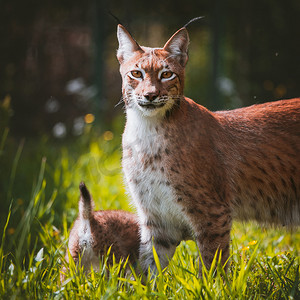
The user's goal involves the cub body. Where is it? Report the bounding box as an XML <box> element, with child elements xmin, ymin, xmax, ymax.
<box><xmin>61</xmin><ymin>182</ymin><xmax>140</xmax><ymax>280</ymax></box>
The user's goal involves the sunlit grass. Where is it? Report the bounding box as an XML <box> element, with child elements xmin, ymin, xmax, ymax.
<box><xmin>0</xmin><ymin>126</ymin><xmax>299</xmax><ymax>299</ymax></box>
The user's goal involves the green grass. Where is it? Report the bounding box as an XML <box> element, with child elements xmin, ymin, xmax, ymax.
<box><xmin>0</xmin><ymin>124</ymin><xmax>299</xmax><ymax>299</ymax></box>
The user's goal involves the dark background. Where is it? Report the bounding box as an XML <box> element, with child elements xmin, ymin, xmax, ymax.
<box><xmin>1</xmin><ymin>0</ymin><xmax>299</xmax><ymax>137</ymax></box>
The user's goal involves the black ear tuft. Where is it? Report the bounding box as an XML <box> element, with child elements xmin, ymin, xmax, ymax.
<box><xmin>108</xmin><ymin>11</ymin><xmax>123</xmax><ymax>26</ymax></box>
<box><xmin>183</xmin><ymin>16</ymin><xmax>205</xmax><ymax>28</ymax></box>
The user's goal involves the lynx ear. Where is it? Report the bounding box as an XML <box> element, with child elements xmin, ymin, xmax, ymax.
<box><xmin>117</xmin><ymin>24</ymin><xmax>143</xmax><ymax>63</ymax></box>
<box><xmin>163</xmin><ymin>28</ymin><xmax>189</xmax><ymax>66</ymax></box>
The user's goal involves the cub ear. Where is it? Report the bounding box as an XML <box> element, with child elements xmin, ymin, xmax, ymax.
<box><xmin>117</xmin><ymin>24</ymin><xmax>143</xmax><ymax>63</ymax></box>
<box><xmin>163</xmin><ymin>28</ymin><xmax>189</xmax><ymax>66</ymax></box>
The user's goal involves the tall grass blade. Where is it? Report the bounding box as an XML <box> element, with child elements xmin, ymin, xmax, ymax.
<box><xmin>152</xmin><ymin>245</ymin><xmax>162</xmax><ymax>275</ymax></box>
<box><xmin>290</xmin><ymin>265</ymin><xmax>299</xmax><ymax>298</ymax></box>
<box><xmin>152</xmin><ymin>245</ymin><xmax>165</xmax><ymax>295</ymax></box>
<box><xmin>0</xmin><ymin>203</ymin><xmax>12</xmax><ymax>273</ymax></box>
<box><xmin>13</xmin><ymin>157</ymin><xmax>47</xmax><ymax>263</ymax></box>
<box><xmin>0</xmin><ymin>127</ymin><xmax>9</xmax><ymax>153</ymax></box>
<box><xmin>7</xmin><ymin>139</ymin><xmax>25</xmax><ymax>202</ymax></box>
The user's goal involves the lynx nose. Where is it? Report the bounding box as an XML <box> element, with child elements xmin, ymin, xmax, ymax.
<box><xmin>144</xmin><ymin>92</ymin><xmax>159</xmax><ymax>102</ymax></box>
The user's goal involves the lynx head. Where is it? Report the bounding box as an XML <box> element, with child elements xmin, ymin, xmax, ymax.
<box><xmin>117</xmin><ymin>24</ymin><xmax>189</xmax><ymax>117</ymax></box>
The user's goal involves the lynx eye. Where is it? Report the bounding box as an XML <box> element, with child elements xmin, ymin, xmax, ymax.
<box><xmin>130</xmin><ymin>70</ymin><xmax>143</xmax><ymax>79</ymax></box>
<box><xmin>161</xmin><ymin>71</ymin><xmax>174</xmax><ymax>80</ymax></box>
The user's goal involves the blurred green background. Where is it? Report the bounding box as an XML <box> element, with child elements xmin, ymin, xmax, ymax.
<box><xmin>0</xmin><ymin>0</ymin><xmax>299</xmax><ymax>255</ymax></box>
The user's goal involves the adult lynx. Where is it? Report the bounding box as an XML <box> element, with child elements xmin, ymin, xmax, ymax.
<box><xmin>117</xmin><ymin>23</ymin><xmax>300</xmax><ymax>274</ymax></box>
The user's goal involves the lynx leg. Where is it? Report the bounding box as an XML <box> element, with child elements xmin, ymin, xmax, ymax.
<box><xmin>139</xmin><ymin>224</ymin><xmax>178</xmax><ymax>276</ymax></box>
<box><xmin>196</xmin><ymin>216</ymin><xmax>232</xmax><ymax>274</ymax></box>
<box><xmin>186</xmin><ymin>205</ymin><xmax>232</xmax><ymax>274</ymax></box>
<box><xmin>196</xmin><ymin>228</ymin><xmax>231</xmax><ymax>273</ymax></box>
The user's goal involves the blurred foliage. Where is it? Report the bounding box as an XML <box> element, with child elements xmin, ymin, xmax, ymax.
<box><xmin>0</xmin><ymin>0</ymin><xmax>299</xmax><ymax>137</ymax></box>
<box><xmin>0</xmin><ymin>96</ymin><xmax>13</xmax><ymax>137</ymax></box>
<box><xmin>0</xmin><ymin>119</ymin><xmax>125</xmax><ymax>257</ymax></box>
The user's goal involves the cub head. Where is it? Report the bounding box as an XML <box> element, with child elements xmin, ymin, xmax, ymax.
<box><xmin>117</xmin><ymin>24</ymin><xmax>189</xmax><ymax>117</ymax></box>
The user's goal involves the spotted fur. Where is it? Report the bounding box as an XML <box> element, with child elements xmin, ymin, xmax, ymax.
<box><xmin>117</xmin><ymin>24</ymin><xmax>300</xmax><ymax>275</ymax></box>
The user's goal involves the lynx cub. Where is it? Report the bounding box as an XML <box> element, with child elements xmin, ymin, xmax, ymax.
<box><xmin>61</xmin><ymin>182</ymin><xmax>140</xmax><ymax>280</ymax></box>
<box><xmin>117</xmin><ymin>24</ymin><xmax>300</xmax><ymax>275</ymax></box>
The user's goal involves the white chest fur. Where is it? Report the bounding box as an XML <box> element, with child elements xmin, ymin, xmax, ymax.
<box><xmin>122</xmin><ymin>109</ymin><xmax>190</xmax><ymax>241</ymax></box>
